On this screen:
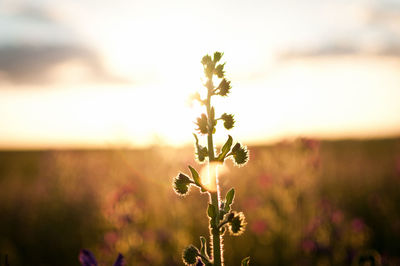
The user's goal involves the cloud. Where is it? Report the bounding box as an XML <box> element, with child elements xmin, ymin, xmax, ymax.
<box><xmin>13</xmin><ymin>5</ymin><xmax>58</xmax><ymax>23</ymax></box>
<box><xmin>0</xmin><ymin>6</ymin><xmax>131</xmax><ymax>86</ymax></box>
<box><xmin>279</xmin><ymin>42</ymin><xmax>400</xmax><ymax>60</ymax></box>
<box><xmin>0</xmin><ymin>44</ymin><xmax>130</xmax><ymax>86</ymax></box>
<box><xmin>279</xmin><ymin>1</ymin><xmax>400</xmax><ymax>60</ymax></box>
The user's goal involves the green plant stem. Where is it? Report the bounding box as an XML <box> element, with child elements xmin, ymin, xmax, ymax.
<box><xmin>206</xmin><ymin>82</ymin><xmax>222</xmax><ymax>266</ymax></box>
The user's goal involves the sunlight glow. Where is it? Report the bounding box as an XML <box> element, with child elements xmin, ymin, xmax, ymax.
<box><xmin>200</xmin><ymin>162</ymin><xmax>228</xmax><ymax>193</ymax></box>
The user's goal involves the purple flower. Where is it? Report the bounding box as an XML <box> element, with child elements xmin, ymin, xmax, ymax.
<box><xmin>113</xmin><ymin>254</ymin><xmax>125</xmax><ymax>266</ymax></box>
<box><xmin>79</xmin><ymin>249</ymin><xmax>125</xmax><ymax>266</ymax></box>
<box><xmin>79</xmin><ymin>249</ymin><xmax>97</xmax><ymax>266</ymax></box>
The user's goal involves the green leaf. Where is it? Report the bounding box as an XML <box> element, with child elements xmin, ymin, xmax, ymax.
<box><xmin>193</xmin><ymin>133</ymin><xmax>208</xmax><ymax>162</ymax></box>
<box><xmin>188</xmin><ymin>165</ymin><xmax>201</xmax><ymax>187</ymax></box>
<box><xmin>207</xmin><ymin>204</ymin><xmax>216</xmax><ymax>220</ymax></box>
<box><xmin>224</xmin><ymin>188</ymin><xmax>235</xmax><ymax>213</ymax></box>
<box><xmin>217</xmin><ymin>135</ymin><xmax>233</xmax><ymax>161</ymax></box>
<box><xmin>241</xmin><ymin>256</ymin><xmax>250</xmax><ymax>266</ymax></box>
<box><xmin>200</xmin><ymin>236</ymin><xmax>209</xmax><ymax>259</ymax></box>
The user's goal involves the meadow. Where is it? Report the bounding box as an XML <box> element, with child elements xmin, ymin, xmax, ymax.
<box><xmin>0</xmin><ymin>137</ymin><xmax>399</xmax><ymax>265</ymax></box>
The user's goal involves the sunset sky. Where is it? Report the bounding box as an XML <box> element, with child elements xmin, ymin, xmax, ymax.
<box><xmin>1</xmin><ymin>0</ymin><xmax>400</xmax><ymax>148</ymax></box>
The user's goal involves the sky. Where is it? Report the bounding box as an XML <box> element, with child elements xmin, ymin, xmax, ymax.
<box><xmin>0</xmin><ymin>0</ymin><xmax>400</xmax><ymax>149</ymax></box>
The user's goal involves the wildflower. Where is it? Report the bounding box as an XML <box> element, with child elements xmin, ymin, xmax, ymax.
<box><xmin>228</xmin><ymin>212</ymin><xmax>247</xmax><ymax>236</ymax></box>
<box><xmin>79</xmin><ymin>249</ymin><xmax>125</xmax><ymax>266</ymax></box>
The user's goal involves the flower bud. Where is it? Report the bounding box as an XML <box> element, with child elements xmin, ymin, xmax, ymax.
<box><xmin>214</xmin><ymin>64</ymin><xmax>225</xmax><ymax>78</ymax></box>
<box><xmin>228</xmin><ymin>211</ymin><xmax>247</xmax><ymax>236</ymax></box>
<box><xmin>231</xmin><ymin>143</ymin><xmax>249</xmax><ymax>166</ymax></box>
<box><xmin>182</xmin><ymin>245</ymin><xmax>199</xmax><ymax>265</ymax></box>
<box><xmin>221</xmin><ymin>113</ymin><xmax>235</xmax><ymax>130</ymax></box>
<box><xmin>227</xmin><ymin>212</ymin><xmax>235</xmax><ymax>222</ymax></box>
<box><xmin>201</xmin><ymin>55</ymin><xmax>212</xmax><ymax>66</ymax></box>
<box><xmin>213</xmin><ymin>52</ymin><xmax>223</xmax><ymax>62</ymax></box>
<box><xmin>217</xmin><ymin>79</ymin><xmax>231</xmax><ymax>96</ymax></box>
<box><xmin>173</xmin><ymin>173</ymin><xmax>192</xmax><ymax>196</ymax></box>
<box><xmin>196</xmin><ymin>114</ymin><xmax>208</xmax><ymax>134</ymax></box>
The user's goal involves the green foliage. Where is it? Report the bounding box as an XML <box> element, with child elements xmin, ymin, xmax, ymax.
<box><xmin>188</xmin><ymin>165</ymin><xmax>202</xmax><ymax>189</ymax></box>
<box><xmin>216</xmin><ymin>135</ymin><xmax>233</xmax><ymax>161</ymax></box>
<box><xmin>200</xmin><ymin>236</ymin><xmax>210</xmax><ymax>261</ymax></box>
<box><xmin>207</xmin><ymin>203</ymin><xmax>217</xmax><ymax>221</ymax></box>
<box><xmin>224</xmin><ymin>188</ymin><xmax>235</xmax><ymax>213</ymax></box>
<box><xmin>241</xmin><ymin>257</ymin><xmax>251</xmax><ymax>266</ymax></box>
<box><xmin>193</xmin><ymin>134</ymin><xmax>208</xmax><ymax>162</ymax></box>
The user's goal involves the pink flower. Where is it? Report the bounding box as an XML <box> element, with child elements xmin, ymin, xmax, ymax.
<box><xmin>258</xmin><ymin>174</ymin><xmax>272</xmax><ymax>188</ymax></box>
<box><xmin>104</xmin><ymin>232</ymin><xmax>118</xmax><ymax>245</ymax></box>
<box><xmin>351</xmin><ymin>218</ymin><xmax>365</xmax><ymax>232</ymax></box>
<box><xmin>331</xmin><ymin>210</ymin><xmax>344</xmax><ymax>225</ymax></box>
<box><xmin>251</xmin><ymin>219</ymin><xmax>267</xmax><ymax>234</ymax></box>
<box><xmin>301</xmin><ymin>239</ymin><xmax>316</xmax><ymax>253</ymax></box>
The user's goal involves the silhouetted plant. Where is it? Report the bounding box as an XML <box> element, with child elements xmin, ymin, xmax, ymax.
<box><xmin>173</xmin><ymin>52</ymin><xmax>250</xmax><ymax>266</ymax></box>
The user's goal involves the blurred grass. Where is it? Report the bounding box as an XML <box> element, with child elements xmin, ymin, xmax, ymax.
<box><xmin>0</xmin><ymin>138</ymin><xmax>399</xmax><ymax>265</ymax></box>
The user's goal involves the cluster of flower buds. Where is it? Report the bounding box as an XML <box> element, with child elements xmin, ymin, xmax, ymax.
<box><xmin>180</xmin><ymin>188</ymin><xmax>249</xmax><ymax>265</ymax></box>
<box><xmin>201</xmin><ymin>52</ymin><xmax>225</xmax><ymax>80</ymax></box>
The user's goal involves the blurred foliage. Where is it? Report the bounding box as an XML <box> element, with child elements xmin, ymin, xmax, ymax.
<box><xmin>0</xmin><ymin>138</ymin><xmax>399</xmax><ymax>265</ymax></box>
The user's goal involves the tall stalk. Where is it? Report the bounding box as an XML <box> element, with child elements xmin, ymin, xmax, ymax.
<box><xmin>206</xmin><ymin>78</ymin><xmax>222</xmax><ymax>266</ymax></box>
<box><xmin>172</xmin><ymin>52</ymin><xmax>250</xmax><ymax>266</ymax></box>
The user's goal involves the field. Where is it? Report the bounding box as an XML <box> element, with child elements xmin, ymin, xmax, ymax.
<box><xmin>0</xmin><ymin>138</ymin><xmax>399</xmax><ymax>265</ymax></box>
